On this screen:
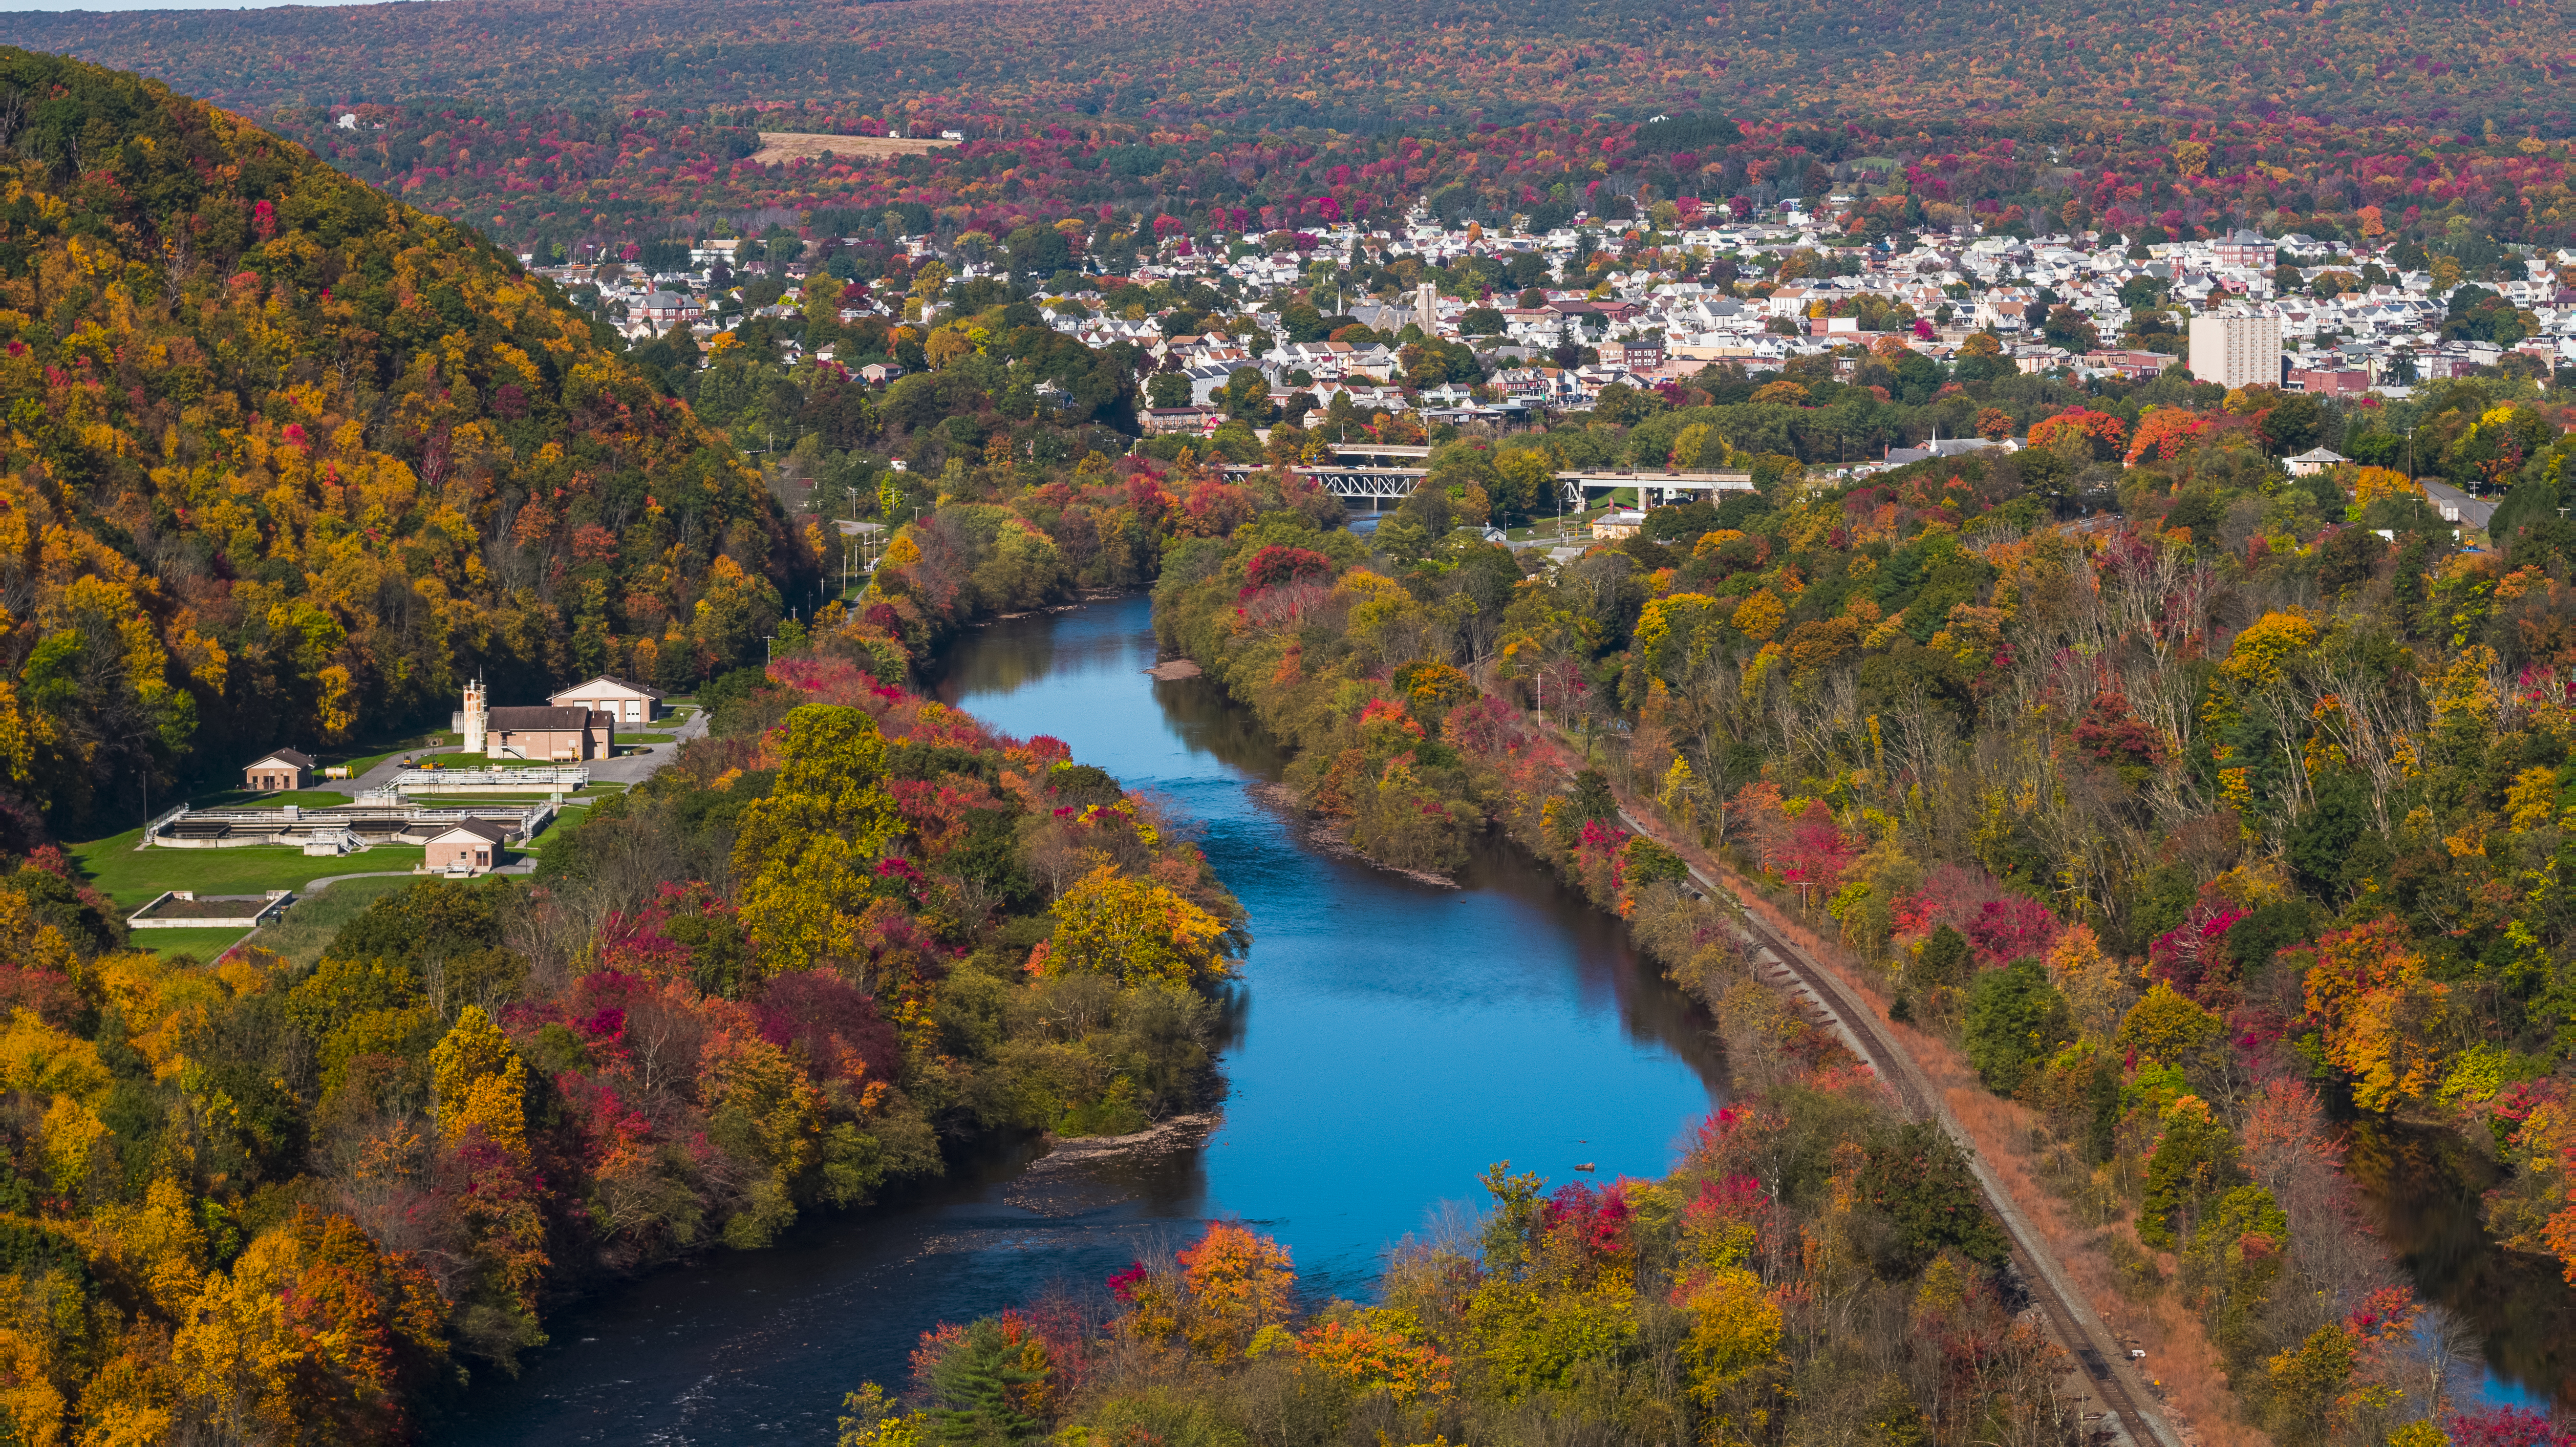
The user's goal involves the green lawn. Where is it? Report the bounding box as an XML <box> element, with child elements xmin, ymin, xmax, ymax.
<box><xmin>184</xmin><ymin>789</ymin><xmax>355</xmax><ymax>811</ymax></box>
<box><xmin>132</xmin><ymin>926</ymin><xmax>255</xmax><ymax>962</ymax></box>
<box><xmin>253</xmin><ymin>875</ymin><xmax>418</xmax><ymax>968</ymax></box>
<box><xmin>70</xmin><ymin>829</ymin><xmax>429</xmax><ymax>910</ymax></box>
<box><xmin>621</xmin><ymin>732</ymin><xmax>677</xmax><ymax>745</ymax></box>
<box><xmin>327</xmin><ymin>733</ymin><xmax>454</xmax><ymax>780</ymax></box>
<box><xmin>1503</xmin><ymin>504</ymin><xmax>1615</xmax><ymax>543</ymax></box>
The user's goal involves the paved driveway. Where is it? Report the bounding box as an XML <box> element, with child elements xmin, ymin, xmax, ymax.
<box><xmin>342</xmin><ymin>706</ymin><xmax>708</xmax><ymax>794</ymax></box>
<box><xmin>585</xmin><ymin>704</ymin><xmax>710</xmax><ymax>785</ymax></box>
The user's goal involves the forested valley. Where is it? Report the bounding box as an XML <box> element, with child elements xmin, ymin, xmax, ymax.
<box><xmin>0</xmin><ymin>35</ymin><xmax>2573</xmax><ymax>1447</ymax></box>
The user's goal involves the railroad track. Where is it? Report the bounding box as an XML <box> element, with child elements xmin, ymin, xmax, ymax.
<box><xmin>1618</xmin><ymin>809</ymin><xmax>2185</xmax><ymax>1447</ymax></box>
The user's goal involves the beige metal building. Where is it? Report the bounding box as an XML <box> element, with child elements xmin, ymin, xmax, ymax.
<box><xmin>243</xmin><ymin>749</ymin><xmax>315</xmax><ymax>792</ymax></box>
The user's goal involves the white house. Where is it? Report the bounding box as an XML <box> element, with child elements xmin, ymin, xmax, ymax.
<box><xmin>2284</xmin><ymin>447</ymin><xmax>2349</xmax><ymax>477</ymax></box>
<box><xmin>549</xmin><ymin>676</ymin><xmax>665</xmax><ymax>726</ymax></box>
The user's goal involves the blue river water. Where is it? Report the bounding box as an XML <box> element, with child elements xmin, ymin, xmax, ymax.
<box><xmin>436</xmin><ymin>593</ymin><xmax>1726</xmax><ymax>1443</ymax></box>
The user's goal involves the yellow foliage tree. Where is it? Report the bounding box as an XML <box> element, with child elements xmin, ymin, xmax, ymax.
<box><xmin>700</xmin><ymin>1029</ymin><xmax>826</xmax><ymax>1249</ymax></box>
<box><xmin>0</xmin><ymin>1011</ymin><xmax>110</xmax><ymax>1106</ymax></box>
<box><xmin>2045</xmin><ymin>923</ymin><xmax>2130</xmax><ymax>1043</ymax></box>
<box><xmin>1678</xmin><ymin>1267</ymin><xmax>1783</xmax><ymax>1406</ymax></box>
<box><xmin>85</xmin><ymin>1177</ymin><xmax>208</xmax><ymax>1320</ymax></box>
<box><xmin>733</xmin><ymin>705</ymin><xmax>906</xmax><ymax>972</ymax></box>
<box><xmin>2220</xmin><ymin>610</ymin><xmax>2317</xmax><ymax>692</ymax></box>
<box><xmin>428</xmin><ymin>1005</ymin><xmax>527</xmax><ymax>1156</ymax></box>
<box><xmin>2116</xmin><ymin>981</ymin><xmax>2225</xmax><ymax>1064</ymax></box>
<box><xmin>1049</xmin><ymin>865</ymin><xmax>1233</xmax><ymax>987</ymax></box>
<box><xmin>2301</xmin><ymin>920</ymin><xmax>2449</xmax><ymax>1112</ymax></box>
<box><xmin>2349</xmin><ymin>467</ymin><xmax>2421</xmax><ymax>511</ymax></box>
<box><xmin>1731</xmin><ymin>591</ymin><xmax>1787</xmax><ymax>641</ymax></box>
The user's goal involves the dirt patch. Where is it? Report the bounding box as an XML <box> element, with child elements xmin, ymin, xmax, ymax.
<box><xmin>1035</xmin><ymin>1111</ymin><xmax>1222</xmax><ymax>1166</ymax></box>
<box><xmin>1144</xmin><ymin>659</ymin><xmax>1203</xmax><ymax>681</ymax></box>
<box><xmin>747</xmin><ymin>131</ymin><xmax>957</xmax><ymax>165</ymax></box>
<box><xmin>1001</xmin><ymin>1113</ymin><xmax>1224</xmax><ymax>1218</ymax></box>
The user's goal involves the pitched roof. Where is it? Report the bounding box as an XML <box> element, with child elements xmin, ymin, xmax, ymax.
<box><xmin>552</xmin><ymin>675</ymin><xmax>665</xmax><ymax>700</ymax></box>
<box><xmin>488</xmin><ymin>705</ymin><xmax>601</xmax><ymax>731</ymax></box>
<box><xmin>249</xmin><ymin>748</ymin><xmax>316</xmax><ymax>769</ymax></box>
<box><xmin>428</xmin><ymin>819</ymin><xmax>511</xmax><ymax>845</ymax></box>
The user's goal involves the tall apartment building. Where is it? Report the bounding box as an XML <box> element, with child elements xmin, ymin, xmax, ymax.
<box><xmin>2188</xmin><ymin>313</ymin><xmax>2282</xmax><ymax>390</ymax></box>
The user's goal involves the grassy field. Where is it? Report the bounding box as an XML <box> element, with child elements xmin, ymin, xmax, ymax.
<box><xmin>327</xmin><ymin>732</ymin><xmax>454</xmax><ymax>779</ymax></box>
<box><xmin>1501</xmin><ymin>501</ymin><xmax>1617</xmax><ymax>541</ymax></box>
<box><xmin>131</xmin><ymin>926</ymin><xmax>254</xmax><ymax>961</ymax></box>
<box><xmin>70</xmin><ymin>829</ymin><xmax>429</xmax><ymax>909</ymax></box>
<box><xmin>747</xmin><ymin>131</ymin><xmax>955</xmax><ymax>164</ymax></box>
<box><xmin>621</xmin><ymin>733</ymin><xmax>677</xmax><ymax>745</ymax></box>
<box><xmin>250</xmin><ymin>875</ymin><xmax>417</xmax><ymax>968</ymax></box>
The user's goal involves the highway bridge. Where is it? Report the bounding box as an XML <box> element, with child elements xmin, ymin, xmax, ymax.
<box><xmin>1221</xmin><ymin>444</ymin><xmax>1753</xmax><ymax>511</ymax></box>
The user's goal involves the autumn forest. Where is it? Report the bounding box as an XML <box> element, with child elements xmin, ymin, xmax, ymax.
<box><xmin>0</xmin><ymin>0</ymin><xmax>2563</xmax><ymax>1436</ymax></box>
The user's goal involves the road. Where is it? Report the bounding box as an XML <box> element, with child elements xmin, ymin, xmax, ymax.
<box><xmin>1615</xmin><ymin>805</ymin><xmax>2185</xmax><ymax>1447</ymax></box>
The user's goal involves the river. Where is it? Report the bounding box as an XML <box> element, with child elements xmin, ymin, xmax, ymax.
<box><xmin>436</xmin><ymin>594</ymin><xmax>1728</xmax><ymax>1444</ymax></box>
<box><xmin>2344</xmin><ymin>1117</ymin><xmax>2576</xmax><ymax>1413</ymax></box>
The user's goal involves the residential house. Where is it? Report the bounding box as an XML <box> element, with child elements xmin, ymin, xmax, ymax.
<box><xmin>1590</xmin><ymin>509</ymin><xmax>1648</xmax><ymax>540</ymax></box>
<box><xmin>1143</xmin><ymin>406</ymin><xmax>1221</xmax><ymax>436</ymax></box>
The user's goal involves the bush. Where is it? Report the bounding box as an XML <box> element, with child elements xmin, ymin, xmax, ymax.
<box><xmin>1963</xmin><ymin>958</ymin><xmax>2072</xmax><ymax>1095</ymax></box>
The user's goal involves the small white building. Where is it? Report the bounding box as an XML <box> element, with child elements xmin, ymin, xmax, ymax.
<box><xmin>549</xmin><ymin>675</ymin><xmax>665</xmax><ymax>726</ymax></box>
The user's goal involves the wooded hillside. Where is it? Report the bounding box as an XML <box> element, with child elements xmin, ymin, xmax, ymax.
<box><xmin>0</xmin><ymin>48</ymin><xmax>811</xmax><ymax>837</ymax></box>
<box><xmin>8</xmin><ymin>0</ymin><xmax>2574</xmax><ymax>133</ymax></box>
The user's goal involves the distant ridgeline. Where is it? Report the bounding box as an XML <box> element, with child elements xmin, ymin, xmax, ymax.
<box><xmin>9</xmin><ymin>0</ymin><xmax>2574</xmax><ymax>132</ymax></box>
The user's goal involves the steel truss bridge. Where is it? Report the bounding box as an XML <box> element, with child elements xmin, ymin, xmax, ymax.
<box><xmin>1222</xmin><ymin>445</ymin><xmax>1753</xmax><ymax>511</ymax></box>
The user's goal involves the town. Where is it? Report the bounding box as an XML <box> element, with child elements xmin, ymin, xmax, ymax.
<box><xmin>526</xmin><ymin>203</ymin><xmax>2574</xmax><ymax>464</ymax></box>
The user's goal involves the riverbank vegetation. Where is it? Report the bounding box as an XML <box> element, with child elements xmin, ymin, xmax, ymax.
<box><xmin>843</xmin><ymin>1100</ymin><xmax>2075</xmax><ymax>1446</ymax></box>
<box><xmin>0</xmin><ymin>637</ymin><xmax>1243</xmax><ymax>1436</ymax></box>
<box><xmin>1119</xmin><ymin>371</ymin><xmax>2576</xmax><ymax>1439</ymax></box>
